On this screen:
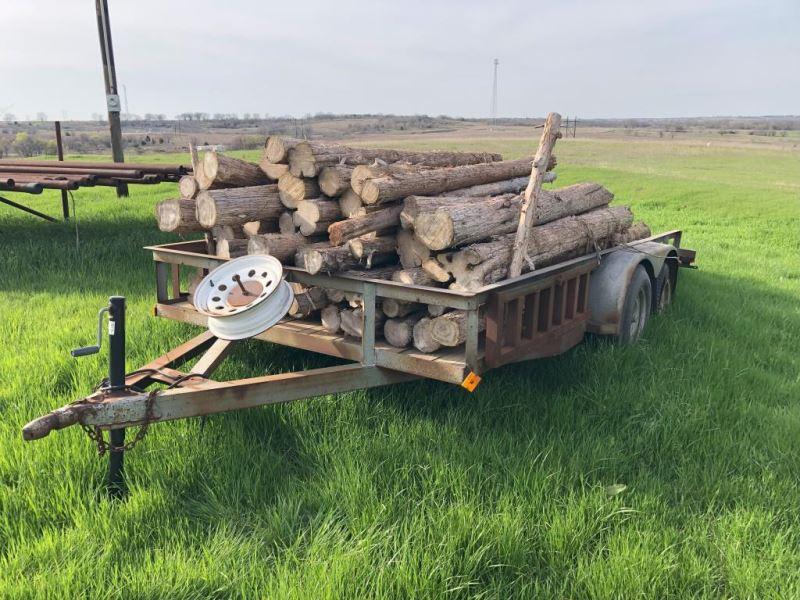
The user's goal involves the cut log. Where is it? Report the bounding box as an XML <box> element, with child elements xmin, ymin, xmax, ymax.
<box><xmin>260</xmin><ymin>162</ymin><xmax>289</xmax><ymax>180</ymax></box>
<box><xmin>278</xmin><ymin>211</ymin><xmax>297</xmax><ymax>234</ymax></box>
<box><xmin>347</xmin><ymin>236</ymin><xmax>397</xmax><ymax>264</ymax></box>
<box><xmin>510</xmin><ymin>112</ymin><xmax>561</xmax><ymax>277</ymax></box>
<box><xmin>155</xmin><ymin>198</ymin><xmax>203</xmax><ymax>233</ymax></box>
<box><xmin>612</xmin><ymin>221</ymin><xmax>651</xmax><ymax>245</ymax></box>
<box><xmin>289</xmin><ymin>141</ymin><xmax>503</xmax><ymax>177</ymax></box>
<box><xmin>439</xmin><ymin>174</ymin><xmax>555</xmax><ymax>198</ymax></box>
<box><xmin>211</xmin><ymin>224</ymin><xmax>244</xmax><ymax>241</ymax></box>
<box><xmin>409</xmin><ymin>183</ymin><xmax>613</xmax><ymax>250</ymax></box>
<box><xmin>247</xmin><ymin>233</ymin><xmax>308</xmax><ymax>263</ymax></box>
<box><xmin>350</xmin><ymin>163</ymin><xmax>435</xmax><ymax>195</ymax></box>
<box><xmin>361</xmin><ymin>158</ymin><xmax>534</xmax><ymax>205</ymax></box>
<box><xmin>197</xmin><ymin>151</ymin><xmax>270</xmax><ymax>190</ymax></box>
<box><xmin>288</xmin><ymin>287</ymin><xmax>327</xmax><ymax>318</ymax></box>
<box><xmin>412</xmin><ymin>317</ymin><xmax>441</xmax><ymax>353</ymax></box>
<box><xmin>293</xmin><ymin>213</ymin><xmax>332</xmax><ymax>236</ymax></box>
<box><xmin>447</xmin><ymin>206</ymin><xmax>634</xmax><ymax>291</ymax></box>
<box><xmin>384</xmin><ymin>312</ymin><xmax>426</xmax><ymax>348</ymax></box>
<box><xmin>321</xmin><ymin>304</ymin><xmax>342</xmax><ymax>333</ymax></box>
<box><xmin>421</xmin><ymin>257</ymin><xmax>453</xmax><ymax>283</ymax></box>
<box><xmin>296</xmin><ymin>241</ymin><xmax>395</xmax><ymax>274</ymax></box>
<box><xmin>328</xmin><ymin>205</ymin><xmax>403</xmax><ymax>246</ymax></box>
<box><xmin>382</xmin><ymin>298</ymin><xmax>424</xmax><ymax>318</ymax></box>
<box><xmin>195</xmin><ymin>185</ymin><xmax>282</xmax><ymax>228</ymax></box>
<box><xmin>392</xmin><ymin>267</ymin><xmax>435</xmax><ymax>286</ymax></box>
<box><xmin>427</xmin><ymin>304</ymin><xmax>446</xmax><ymax>317</ymax></box>
<box><xmin>264</xmin><ymin>136</ymin><xmax>301</xmax><ymax>164</ymax></box>
<box><xmin>325</xmin><ymin>288</ymin><xmax>346</xmax><ymax>303</ymax></box>
<box><xmin>338</xmin><ymin>187</ymin><xmax>371</xmax><ymax>218</ymax></box>
<box><xmin>216</xmin><ymin>238</ymin><xmax>248</xmax><ymax>259</ymax></box>
<box><xmin>339</xmin><ymin>308</ymin><xmax>386</xmax><ymax>339</ymax></box>
<box><xmin>318</xmin><ymin>165</ymin><xmax>355</xmax><ymax>197</ymax></box>
<box><xmin>277</xmin><ymin>172</ymin><xmax>322</xmax><ymax>209</ymax></box>
<box><xmin>413</xmin><ymin>194</ymin><xmax>518</xmax><ymax>250</ymax></box>
<box><xmin>242</xmin><ymin>220</ymin><xmax>276</xmax><ymax>236</ymax></box>
<box><xmin>396</xmin><ymin>229</ymin><xmax>431</xmax><ymax>269</ymax></box>
<box><xmin>430</xmin><ymin>310</ymin><xmax>485</xmax><ymax>347</ymax></box>
<box><xmin>187</xmin><ymin>269</ymin><xmax>205</xmax><ymax>306</ymax></box>
<box><xmin>295</xmin><ymin>198</ymin><xmax>342</xmax><ymax>232</ymax></box>
<box><xmin>179</xmin><ymin>175</ymin><xmax>199</xmax><ymax>199</ymax></box>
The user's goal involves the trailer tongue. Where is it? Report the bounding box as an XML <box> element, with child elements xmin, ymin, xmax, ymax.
<box><xmin>22</xmin><ymin>230</ymin><xmax>694</xmax><ymax>495</ymax></box>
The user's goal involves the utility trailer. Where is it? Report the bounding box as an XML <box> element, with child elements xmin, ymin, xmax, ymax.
<box><xmin>23</xmin><ymin>230</ymin><xmax>695</xmax><ymax>493</ymax></box>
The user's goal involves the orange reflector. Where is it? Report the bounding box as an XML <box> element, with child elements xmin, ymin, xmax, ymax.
<box><xmin>461</xmin><ymin>372</ymin><xmax>481</xmax><ymax>392</ymax></box>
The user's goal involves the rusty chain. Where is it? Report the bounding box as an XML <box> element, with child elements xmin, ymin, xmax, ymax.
<box><xmin>80</xmin><ymin>389</ymin><xmax>158</xmax><ymax>456</ymax></box>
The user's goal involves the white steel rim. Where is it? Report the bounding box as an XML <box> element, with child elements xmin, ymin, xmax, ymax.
<box><xmin>194</xmin><ymin>255</ymin><xmax>294</xmax><ymax>340</ymax></box>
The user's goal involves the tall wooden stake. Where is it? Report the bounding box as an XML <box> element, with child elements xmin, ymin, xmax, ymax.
<box><xmin>508</xmin><ymin>112</ymin><xmax>561</xmax><ymax>278</ymax></box>
<box><xmin>95</xmin><ymin>0</ymin><xmax>128</xmax><ymax>198</ymax></box>
<box><xmin>54</xmin><ymin>121</ymin><xmax>69</xmax><ymax>220</ymax></box>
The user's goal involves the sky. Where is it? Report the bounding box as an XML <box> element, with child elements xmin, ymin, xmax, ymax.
<box><xmin>1</xmin><ymin>0</ymin><xmax>798</xmax><ymax>120</ymax></box>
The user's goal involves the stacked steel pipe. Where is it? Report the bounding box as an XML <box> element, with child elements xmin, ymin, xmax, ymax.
<box><xmin>0</xmin><ymin>160</ymin><xmax>191</xmax><ymax>193</ymax></box>
<box><xmin>159</xmin><ymin>137</ymin><xmax>651</xmax><ymax>353</ymax></box>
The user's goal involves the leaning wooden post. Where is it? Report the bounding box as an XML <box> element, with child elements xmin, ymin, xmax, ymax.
<box><xmin>508</xmin><ymin>112</ymin><xmax>561</xmax><ymax>278</ymax></box>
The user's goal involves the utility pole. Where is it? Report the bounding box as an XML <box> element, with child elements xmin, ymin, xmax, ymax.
<box><xmin>491</xmin><ymin>58</ymin><xmax>499</xmax><ymax>128</ymax></box>
<box><xmin>95</xmin><ymin>0</ymin><xmax>128</xmax><ymax>197</ymax></box>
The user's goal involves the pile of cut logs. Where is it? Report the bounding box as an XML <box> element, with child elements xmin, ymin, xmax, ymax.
<box><xmin>156</xmin><ymin>135</ymin><xmax>649</xmax><ymax>354</ymax></box>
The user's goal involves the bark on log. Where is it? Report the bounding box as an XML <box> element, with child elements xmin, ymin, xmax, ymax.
<box><xmin>430</xmin><ymin>310</ymin><xmax>486</xmax><ymax>347</ymax></box>
<box><xmin>247</xmin><ymin>233</ymin><xmax>308</xmax><ymax>263</ymax></box>
<box><xmin>350</xmin><ymin>163</ymin><xmax>435</xmax><ymax>195</ymax></box>
<box><xmin>195</xmin><ymin>185</ymin><xmax>282</xmax><ymax>228</ymax></box>
<box><xmin>361</xmin><ymin>158</ymin><xmax>534</xmax><ymax>205</ymax></box>
<box><xmin>445</xmin><ymin>206</ymin><xmax>634</xmax><ymax>291</ymax></box>
<box><xmin>289</xmin><ymin>141</ymin><xmax>503</xmax><ymax>178</ymax></box>
<box><xmin>328</xmin><ymin>204</ymin><xmax>403</xmax><ymax>246</ymax></box>
<box><xmin>321</xmin><ymin>304</ymin><xmax>342</xmax><ymax>333</ymax></box>
<box><xmin>197</xmin><ymin>152</ymin><xmax>270</xmax><ymax>190</ymax></box>
<box><xmin>396</xmin><ymin>229</ymin><xmax>431</xmax><ymax>269</ymax></box>
<box><xmin>612</xmin><ymin>221</ymin><xmax>651</xmax><ymax>245</ymax></box>
<box><xmin>325</xmin><ymin>288</ymin><xmax>346</xmax><ymax>303</ymax></box>
<box><xmin>413</xmin><ymin>317</ymin><xmax>441</xmax><ymax>353</ymax></box>
<box><xmin>264</xmin><ymin>136</ymin><xmax>302</xmax><ymax>164</ymax></box>
<box><xmin>339</xmin><ymin>266</ymin><xmax>398</xmax><ymax>280</ymax></box>
<box><xmin>288</xmin><ymin>286</ymin><xmax>327</xmax><ymax>318</ymax></box>
<box><xmin>384</xmin><ymin>312</ymin><xmax>426</xmax><ymax>348</ymax></box>
<box><xmin>179</xmin><ymin>175</ymin><xmax>199</xmax><ymax>199</ymax></box>
<box><xmin>278</xmin><ymin>172</ymin><xmax>322</xmax><ymax>208</ymax></box>
<box><xmin>156</xmin><ymin>198</ymin><xmax>203</xmax><ymax>233</ymax></box>
<box><xmin>382</xmin><ymin>298</ymin><xmax>424</xmax><ymax>318</ymax></box>
<box><xmin>187</xmin><ymin>269</ymin><xmax>205</xmax><ymax>306</ymax></box>
<box><xmin>296</xmin><ymin>241</ymin><xmax>395</xmax><ymax>274</ymax></box>
<box><xmin>216</xmin><ymin>238</ymin><xmax>248</xmax><ymax>259</ymax></box>
<box><xmin>392</xmin><ymin>267</ymin><xmax>435</xmax><ymax>286</ymax></box>
<box><xmin>318</xmin><ymin>165</ymin><xmax>356</xmax><ymax>197</ymax></box>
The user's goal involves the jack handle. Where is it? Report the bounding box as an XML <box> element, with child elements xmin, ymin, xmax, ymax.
<box><xmin>71</xmin><ymin>306</ymin><xmax>109</xmax><ymax>357</ymax></box>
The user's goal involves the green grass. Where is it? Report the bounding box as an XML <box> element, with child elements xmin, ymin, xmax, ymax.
<box><xmin>1</xmin><ymin>138</ymin><xmax>799</xmax><ymax>598</ymax></box>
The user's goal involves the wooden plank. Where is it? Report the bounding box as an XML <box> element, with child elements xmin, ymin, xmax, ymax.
<box><xmin>190</xmin><ymin>338</ymin><xmax>235</xmax><ymax>376</ymax></box>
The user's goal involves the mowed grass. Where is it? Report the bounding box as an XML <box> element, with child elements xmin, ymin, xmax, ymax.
<box><xmin>0</xmin><ymin>136</ymin><xmax>799</xmax><ymax>598</ymax></box>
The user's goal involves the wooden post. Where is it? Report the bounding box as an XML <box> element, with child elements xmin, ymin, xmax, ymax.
<box><xmin>508</xmin><ymin>112</ymin><xmax>561</xmax><ymax>278</ymax></box>
<box><xmin>54</xmin><ymin>121</ymin><xmax>69</xmax><ymax>220</ymax></box>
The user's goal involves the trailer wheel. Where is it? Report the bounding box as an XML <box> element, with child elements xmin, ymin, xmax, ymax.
<box><xmin>617</xmin><ymin>265</ymin><xmax>652</xmax><ymax>344</ymax></box>
<box><xmin>654</xmin><ymin>263</ymin><xmax>673</xmax><ymax>312</ymax></box>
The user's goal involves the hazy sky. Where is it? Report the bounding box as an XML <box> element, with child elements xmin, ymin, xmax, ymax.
<box><xmin>2</xmin><ymin>0</ymin><xmax>798</xmax><ymax>120</ymax></box>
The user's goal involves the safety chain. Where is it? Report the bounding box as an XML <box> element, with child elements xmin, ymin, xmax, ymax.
<box><xmin>79</xmin><ymin>388</ymin><xmax>158</xmax><ymax>456</ymax></box>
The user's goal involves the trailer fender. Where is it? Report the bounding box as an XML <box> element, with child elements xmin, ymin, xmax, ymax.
<box><xmin>587</xmin><ymin>242</ymin><xmax>676</xmax><ymax>335</ymax></box>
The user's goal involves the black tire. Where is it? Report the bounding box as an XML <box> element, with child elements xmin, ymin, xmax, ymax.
<box><xmin>654</xmin><ymin>263</ymin><xmax>674</xmax><ymax>313</ymax></box>
<box><xmin>616</xmin><ymin>265</ymin><xmax>652</xmax><ymax>344</ymax></box>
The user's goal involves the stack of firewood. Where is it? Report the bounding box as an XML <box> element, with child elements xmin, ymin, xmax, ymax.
<box><xmin>156</xmin><ymin>136</ymin><xmax>650</xmax><ymax>354</ymax></box>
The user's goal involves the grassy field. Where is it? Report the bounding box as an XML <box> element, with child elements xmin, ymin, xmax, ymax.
<box><xmin>1</xmin><ymin>135</ymin><xmax>799</xmax><ymax>598</ymax></box>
